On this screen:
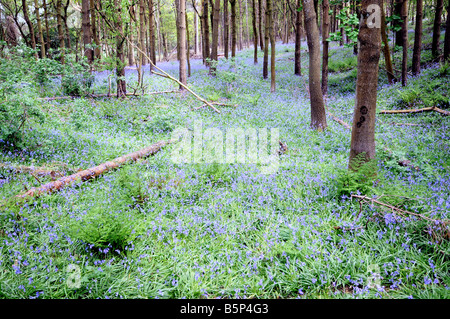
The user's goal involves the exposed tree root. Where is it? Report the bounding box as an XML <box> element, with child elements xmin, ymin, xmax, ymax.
<box><xmin>12</xmin><ymin>140</ymin><xmax>173</xmax><ymax>201</ymax></box>
<box><xmin>380</xmin><ymin>106</ymin><xmax>450</xmax><ymax>116</ymax></box>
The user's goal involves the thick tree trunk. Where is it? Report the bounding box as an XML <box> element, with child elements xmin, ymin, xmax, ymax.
<box><xmin>224</xmin><ymin>0</ymin><xmax>229</xmax><ymax>58</ymax></box>
<box><xmin>394</xmin><ymin>0</ymin><xmax>403</xmax><ymax>46</ymax></box>
<box><xmin>148</xmin><ymin>0</ymin><xmax>156</xmax><ymax>68</ymax></box>
<box><xmin>401</xmin><ymin>0</ymin><xmax>408</xmax><ymax>86</ymax></box>
<box><xmin>411</xmin><ymin>0</ymin><xmax>423</xmax><ymax>75</ymax></box>
<box><xmin>43</xmin><ymin>0</ymin><xmax>50</xmax><ymax>55</ymax></box>
<box><xmin>34</xmin><ymin>0</ymin><xmax>46</xmax><ymax>58</ymax></box>
<box><xmin>431</xmin><ymin>0</ymin><xmax>444</xmax><ymax>57</ymax></box>
<box><xmin>210</xmin><ymin>0</ymin><xmax>221</xmax><ymax>75</ymax></box>
<box><xmin>202</xmin><ymin>0</ymin><xmax>210</xmax><ymax>63</ymax></box>
<box><xmin>294</xmin><ymin>0</ymin><xmax>302</xmax><ymax>76</ymax></box>
<box><xmin>230</xmin><ymin>0</ymin><xmax>237</xmax><ymax>57</ymax></box>
<box><xmin>252</xmin><ymin>0</ymin><xmax>258</xmax><ymax>64</ymax></box>
<box><xmin>303</xmin><ymin>0</ymin><xmax>327</xmax><ymax>131</ymax></box>
<box><xmin>82</xmin><ymin>0</ymin><xmax>93</xmax><ymax>63</ymax></box>
<box><xmin>381</xmin><ymin>0</ymin><xmax>396</xmax><ymax>84</ymax></box>
<box><xmin>22</xmin><ymin>0</ymin><xmax>37</xmax><ymax>57</ymax></box>
<box><xmin>178</xmin><ymin>0</ymin><xmax>187</xmax><ymax>89</ymax></box>
<box><xmin>349</xmin><ymin>0</ymin><xmax>382</xmax><ymax>166</ymax></box>
<box><xmin>321</xmin><ymin>0</ymin><xmax>329</xmax><ymax>96</ymax></box>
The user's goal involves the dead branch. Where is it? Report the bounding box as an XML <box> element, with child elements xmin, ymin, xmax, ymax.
<box><xmin>194</xmin><ymin>102</ymin><xmax>238</xmax><ymax>110</ymax></box>
<box><xmin>13</xmin><ymin>140</ymin><xmax>173</xmax><ymax>201</ymax></box>
<box><xmin>0</xmin><ymin>163</ymin><xmax>64</xmax><ymax>177</ymax></box>
<box><xmin>380</xmin><ymin>106</ymin><xmax>450</xmax><ymax>116</ymax></box>
<box><xmin>125</xmin><ymin>37</ymin><xmax>221</xmax><ymax>114</ymax></box>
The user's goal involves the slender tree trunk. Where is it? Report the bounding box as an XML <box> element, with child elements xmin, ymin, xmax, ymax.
<box><xmin>431</xmin><ymin>0</ymin><xmax>444</xmax><ymax>58</ymax></box>
<box><xmin>224</xmin><ymin>0</ymin><xmax>229</xmax><ymax>58</ymax></box>
<box><xmin>115</xmin><ymin>0</ymin><xmax>127</xmax><ymax>97</ymax></box>
<box><xmin>43</xmin><ymin>0</ymin><xmax>50</xmax><ymax>55</ymax></box>
<box><xmin>202</xmin><ymin>0</ymin><xmax>210</xmax><ymax>63</ymax></box>
<box><xmin>34</xmin><ymin>0</ymin><xmax>45</xmax><ymax>58</ymax></box>
<box><xmin>294</xmin><ymin>0</ymin><xmax>302</xmax><ymax>75</ymax></box>
<box><xmin>267</xmin><ymin>0</ymin><xmax>275</xmax><ymax>92</ymax></box>
<box><xmin>303</xmin><ymin>0</ymin><xmax>327</xmax><ymax>131</ymax></box>
<box><xmin>394</xmin><ymin>0</ymin><xmax>403</xmax><ymax>46</ymax></box>
<box><xmin>252</xmin><ymin>0</ymin><xmax>258</xmax><ymax>64</ymax></box>
<box><xmin>22</xmin><ymin>0</ymin><xmax>37</xmax><ymax>57</ymax></box>
<box><xmin>179</xmin><ymin>0</ymin><xmax>187</xmax><ymax>89</ymax></box>
<box><xmin>230</xmin><ymin>0</ymin><xmax>237</xmax><ymax>57</ymax></box>
<box><xmin>128</xmin><ymin>5</ymin><xmax>136</xmax><ymax>67</ymax></box>
<box><xmin>263</xmin><ymin>0</ymin><xmax>269</xmax><ymax>79</ymax></box>
<box><xmin>411</xmin><ymin>0</ymin><xmax>423</xmax><ymax>75</ymax></box>
<box><xmin>401</xmin><ymin>0</ymin><xmax>408</xmax><ymax>86</ymax></box>
<box><xmin>321</xmin><ymin>0</ymin><xmax>329</xmax><ymax>96</ymax></box>
<box><xmin>210</xmin><ymin>0</ymin><xmax>221</xmax><ymax>75</ymax></box>
<box><xmin>82</xmin><ymin>0</ymin><xmax>93</xmax><ymax>63</ymax></box>
<box><xmin>90</xmin><ymin>0</ymin><xmax>100</xmax><ymax>60</ymax></box>
<box><xmin>258</xmin><ymin>0</ymin><xmax>264</xmax><ymax>50</ymax></box>
<box><xmin>62</xmin><ymin>1</ymin><xmax>71</xmax><ymax>50</ymax></box>
<box><xmin>186</xmin><ymin>10</ymin><xmax>191</xmax><ymax>77</ymax></box>
<box><xmin>381</xmin><ymin>0</ymin><xmax>395</xmax><ymax>84</ymax></box>
<box><xmin>349</xmin><ymin>0</ymin><xmax>382</xmax><ymax>166</ymax></box>
<box><xmin>56</xmin><ymin>0</ymin><xmax>65</xmax><ymax>63</ymax></box>
<box><xmin>148</xmin><ymin>0</ymin><xmax>156</xmax><ymax>68</ymax></box>
<box><xmin>444</xmin><ymin>3</ymin><xmax>450</xmax><ymax>61</ymax></box>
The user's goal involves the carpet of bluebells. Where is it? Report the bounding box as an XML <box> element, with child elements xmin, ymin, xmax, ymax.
<box><xmin>0</xmin><ymin>41</ymin><xmax>449</xmax><ymax>299</ymax></box>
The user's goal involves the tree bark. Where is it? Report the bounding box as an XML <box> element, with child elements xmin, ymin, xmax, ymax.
<box><xmin>82</xmin><ymin>0</ymin><xmax>93</xmax><ymax>63</ymax></box>
<box><xmin>258</xmin><ymin>0</ymin><xmax>264</xmax><ymax>50</ymax></box>
<box><xmin>230</xmin><ymin>0</ymin><xmax>237</xmax><ymax>57</ymax></box>
<box><xmin>431</xmin><ymin>0</ymin><xmax>444</xmax><ymax>57</ymax></box>
<box><xmin>444</xmin><ymin>3</ymin><xmax>450</xmax><ymax>61</ymax></box>
<box><xmin>43</xmin><ymin>0</ymin><xmax>50</xmax><ymax>55</ymax></box>
<box><xmin>263</xmin><ymin>0</ymin><xmax>269</xmax><ymax>79</ymax></box>
<box><xmin>56</xmin><ymin>0</ymin><xmax>65</xmax><ymax>63</ymax></box>
<box><xmin>90</xmin><ymin>0</ymin><xmax>101</xmax><ymax>60</ymax></box>
<box><xmin>202</xmin><ymin>0</ymin><xmax>210</xmax><ymax>63</ymax></box>
<box><xmin>381</xmin><ymin>0</ymin><xmax>395</xmax><ymax>84</ymax></box>
<box><xmin>224</xmin><ymin>0</ymin><xmax>229</xmax><ymax>58</ymax></box>
<box><xmin>34</xmin><ymin>0</ymin><xmax>46</xmax><ymax>58</ymax></box>
<box><xmin>148</xmin><ymin>0</ymin><xmax>156</xmax><ymax>68</ymax></box>
<box><xmin>411</xmin><ymin>0</ymin><xmax>423</xmax><ymax>75</ymax></box>
<box><xmin>394</xmin><ymin>0</ymin><xmax>403</xmax><ymax>46</ymax></box>
<box><xmin>321</xmin><ymin>0</ymin><xmax>329</xmax><ymax>96</ymax></box>
<box><xmin>252</xmin><ymin>0</ymin><xmax>258</xmax><ymax>64</ymax></box>
<box><xmin>186</xmin><ymin>9</ymin><xmax>191</xmax><ymax>77</ymax></box>
<box><xmin>349</xmin><ymin>0</ymin><xmax>382</xmax><ymax>166</ymax></box>
<box><xmin>178</xmin><ymin>0</ymin><xmax>187</xmax><ymax>89</ymax></box>
<box><xmin>294</xmin><ymin>0</ymin><xmax>302</xmax><ymax>75</ymax></box>
<box><xmin>401</xmin><ymin>0</ymin><xmax>408</xmax><ymax>86</ymax></box>
<box><xmin>22</xmin><ymin>0</ymin><xmax>37</xmax><ymax>57</ymax></box>
<box><xmin>303</xmin><ymin>0</ymin><xmax>327</xmax><ymax>131</ymax></box>
<box><xmin>267</xmin><ymin>0</ymin><xmax>275</xmax><ymax>92</ymax></box>
<box><xmin>210</xmin><ymin>0</ymin><xmax>221</xmax><ymax>75</ymax></box>
<box><xmin>115</xmin><ymin>0</ymin><xmax>127</xmax><ymax>97</ymax></box>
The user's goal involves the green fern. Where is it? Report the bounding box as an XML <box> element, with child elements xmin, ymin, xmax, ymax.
<box><xmin>336</xmin><ymin>153</ymin><xmax>377</xmax><ymax>197</ymax></box>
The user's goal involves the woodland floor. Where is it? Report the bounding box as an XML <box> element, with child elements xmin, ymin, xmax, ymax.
<box><xmin>0</xmin><ymin>30</ymin><xmax>449</xmax><ymax>298</ymax></box>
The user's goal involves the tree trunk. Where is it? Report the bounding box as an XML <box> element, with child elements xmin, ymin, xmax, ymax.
<box><xmin>258</xmin><ymin>0</ymin><xmax>264</xmax><ymax>50</ymax></box>
<box><xmin>263</xmin><ymin>0</ymin><xmax>269</xmax><ymax>79</ymax></box>
<box><xmin>34</xmin><ymin>0</ymin><xmax>45</xmax><ymax>58</ymax></box>
<box><xmin>267</xmin><ymin>0</ymin><xmax>275</xmax><ymax>92</ymax></box>
<box><xmin>431</xmin><ymin>0</ymin><xmax>444</xmax><ymax>57</ymax></box>
<box><xmin>230</xmin><ymin>0</ymin><xmax>237</xmax><ymax>57</ymax></box>
<box><xmin>394</xmin><ymin>0</ymin><xmax>403</xmax><ymax>46</ymax></box>
<box><xmin>186</xmin><ymin>10</ymin><xmax>191</xmax><ymax>77</ymax></box>
<box><xmin>148</xmin><ymin>0</ymin><xmax>156</xmax><ymax>68</ymax></box>
<box><xmin>115</xmin><ymin>0</ymin><xmax>126</xmax><ymax>97</ymax></box>
<box><xmin>43</xmin><ymin>0</ymin><xmax>50</xmax><ymax>55</ymax></box>
<box><xmin>252</xmin><ymin>0</ymin><xmax>258</xmax><ymax>64</ymax></box>
<box><xmin>178</xmin><ymin>0</ymin><xmax>187</xmax><ymax>89</ymax></box>
<box><xmin>22</xmin><ymin>0</ymin><xmax>37</xmax><ymax>57</ymax></box>
<box><xmin>210</xmin><ymin>0</ymin><xmax>221</xmax><ymax>75</ymax></box>
<box><xmin>401</xmin><ymin>0</ymin><xmax>408</xmax><ymax>86</ymax></box>
<box><xmin>303</xmin><ymin>0</ymin><xmax>327</xmax><ymax>131</ymax></box>
<box><xmin>349</xmin><ymin>0</ymin><xmax>382</xmax><ymax>166</ymax></box>
<box><xmin>56</xmin><ymin>0</ymin><xmax>65</xmax><ymax>63</ymax></box>
<box><xmin>444</xmin><ymin>2</ymin><xmax>450</xmax><ymax>61</ymax></box>
<box><xmin>202</xmin><ymin>0</ymin><xmax>210</xmax><ymax>63</ymax></box>
<box><xmin>321</xmin><ymin>0</ymin><xmax>329</xmax><ymax>96</ymax></box>
<box><xmin>224</xmin><ymin>0</ymin><xmax>229</xmax><ymax>58</ymax></box>
<box><xmin>62</xmin><ymin>1</ymin><xmax>71</xmax><ymax>50</ymax></box>
<box><xmin>90</xmin><ymin>0</ymin><xmax>101</xmax><ymax>60</ymax></box>
<box><xmin>294</xmin><ymin>0</ymin><xmax>302</xmax><ymax>75</ymax></box>
<box><xmin>381</xmin><ymin>0</ymin><xmax>396</xmax><ymax>84</ymax></box>
<box><xmin>82</xmin><ymin>0</ymin><xmax>93</xmax><ymax>63</ymax></box>
<box><xmin>411</xmin><ymin>0</ymin><xmax>423</xmax><ymax>75</ymax></box>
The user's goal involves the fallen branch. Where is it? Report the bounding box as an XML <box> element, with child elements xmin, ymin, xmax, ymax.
<box><xmin>125</xmin><ymin>37</ymin><xmax>221</xmax><ymax>114</ymax></box>
<box><xmin>379</xmin><ymin>106</ymin><xmax>450</xmax><ymax>116</ymax></box>
<box><xmin>326</xmin><ymin>110</ymin><xmax>352</xmax><ymax>130</ymax></box>
<box><xmin>194</xmin><ymin>102</ymin><xmax>238</xmax><ymax>110</ymax></box>
<box><xmin>13</xmin><ymin>140</ymin><xmax>173</xmax><ymax>200</ymax></box>
<box><xmin>0</xmin><ymin>163</ymin><xmax>64</xmax><ymax>177</ymax></box>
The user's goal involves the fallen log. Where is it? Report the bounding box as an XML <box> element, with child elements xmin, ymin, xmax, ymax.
<box><xmin>38</xmin><ymin>91</ymin><xmax>181</xmax><ymax>101</ymax></box>
<box><xmin>14</xmin><ymin>140</ymin><xmax>173</xmax><ymax>200</ymax></box>
<box><xmin>379</xmin><ymin>106</ymin><xmax>450</xmax><ymax>116</ymax></box>
<box><xmin>0</xmin><ymin>163</ymin><xmax>64</xmax><ymax>177</ymax></box>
